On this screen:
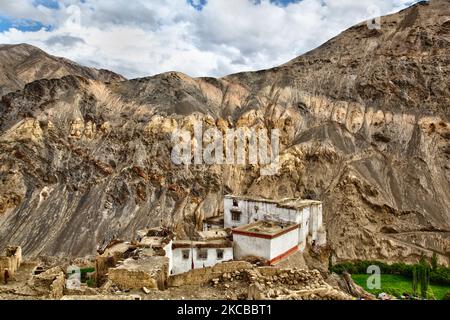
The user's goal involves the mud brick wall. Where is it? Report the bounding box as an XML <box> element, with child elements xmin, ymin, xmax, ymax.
<box><xmin>108</xmin><ymin>268</ymin><xmax>158</xmax><ymax>290</ymax></box>
<box><xmin>0</xmin><ymin>246</ymin><xmax>22</xmax><ymax>281</ymax></box>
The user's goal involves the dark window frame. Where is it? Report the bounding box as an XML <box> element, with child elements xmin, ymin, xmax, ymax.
<box><xmin>231</xmin><ymin>211</ymin><xmax>241</xmax><ymax>222</ymax></box>
<box><xmin>216</xmin><ymin>249</ymin><xmax>224</xmax><ymax>260</ymax></box>
<box><xmin>182</xmin><ymin>250</ymin><xmax>190</xmax><ymax>260</ymax></box>
<box><xmin>197</xmin><ymin>249</ymin><xmax>208</xmax><ymax>261</ymax></box>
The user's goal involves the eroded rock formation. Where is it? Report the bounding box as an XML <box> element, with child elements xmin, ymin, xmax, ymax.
<box><xmin>0</xmin><ymin>1</ymin><xmax>448</xmax><ymax>265</ymax></box>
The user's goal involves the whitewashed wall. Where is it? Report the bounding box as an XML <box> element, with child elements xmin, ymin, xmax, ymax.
<box><xmin>233</xmin><ymin>226</ymin><xmax>299</xmax><ymax>262</ymax></box>
<box><xmin>171</xmin><ymin>247</ymin><xmax>233</xmax><ymax>275</ymax></box>
<box><xmin>164</xmin><ymin>241</ymin><xmax>173</xmax><ymax>276</ymax></box>
<box><xmin>224</xmin><ymin>198</ymin><xmax>281</xmax><ymax>229</ymax></box>
<box><xmin>233</xmin><ymin>234</ymin><xmax>272</xmax><ymax>260</ymax></box>
<box><xmin>268</xmin><ymin>227</ymin><xmax>299</xmax><ymax>261</ymax></box>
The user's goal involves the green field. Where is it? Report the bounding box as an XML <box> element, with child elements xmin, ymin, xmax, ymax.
<box><xmin>352</xmin><ymin>274</ymin><xmax>450</xmax><ymax>300</ymax></box>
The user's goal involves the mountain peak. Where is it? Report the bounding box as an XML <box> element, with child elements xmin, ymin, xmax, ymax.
<box><xmin>0</xmin><ymin>43</ymin><xmax>126</xmax><ymax>96</ymax></box>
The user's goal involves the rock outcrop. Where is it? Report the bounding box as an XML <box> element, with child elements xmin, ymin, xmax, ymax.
<box><xmin>0</xmin><ymin>0</ymin><xmax>448</xmax><ymax>266</ymax></box>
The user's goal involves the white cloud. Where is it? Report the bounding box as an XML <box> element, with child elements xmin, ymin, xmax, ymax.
<box><xmin>0</xmin><ymin>0</ymin><xmax>419</xmax><ymax>79</ymax></box>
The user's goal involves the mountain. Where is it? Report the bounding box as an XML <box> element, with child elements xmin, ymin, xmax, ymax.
<box><xmin>0</xmin><ymin>43</ymin><xmax>126</xmax><ymax>96</ymax></box>
<box><xmin>0</xmin><ymin>0</ymin><xmax>448</xmax><ymax>264</ymax></box>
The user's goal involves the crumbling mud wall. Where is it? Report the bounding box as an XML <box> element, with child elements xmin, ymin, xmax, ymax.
<box><xmin>108</xmin><ymin>268</ymin><xmax>159</xmax><ymax>290</ymax></box>
<box><xmin>29</xmin><ymin>266</ymin><xmax>65</xmax><ymax>299</ymax></box>
<box><xmin>0</xmin><ymin>246</ymin><xmax>22</xmax><ymax>281</ymax></box>
<box><xmin>107</xmin><ymin>256</ymin><xmax>169</xmax><ymax>290</ymax></box>
<box><xmin>95</xmin><ymin>254</ymin><xmax>120</xmax><ymax>286</ymax></box>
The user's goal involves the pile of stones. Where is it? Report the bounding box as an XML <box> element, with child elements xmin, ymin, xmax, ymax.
<box><xmin>211</xmin><ymin>269</ymin><xmax>247</xmax><ymax>288</ymax></box>
<box><xmin>250</xmin><ymin>268</ymin><xmax>326</xmax><ymax>290</ymax></box>
<box><xmin>211</xmin><ymin>267</ymin><xmax>326</xmax><ymax>290</ymax></box>
<box><xmin>211</xmin><ymin>267</ymin><xmax>353</xmax><ymax>300</ymax></box>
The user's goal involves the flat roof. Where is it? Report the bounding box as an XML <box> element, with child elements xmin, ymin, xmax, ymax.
<box><xmin>233</xmin><ymin>220</ymin><xmax>299</xmax><ymax>240</ymax></box>
<box><xmin>138</xmin><ymin>236</ymin><xmax>171</xmax><ymax>248</ymax></box>
<box><xmin>100</xmin><ymin>242</ymin><xmax>133</xmax><ymax>256</ymax></box>
<box><xmin>203</xmin><ymin>216</ymin><xmax>224</xmax><ymax>225</ymax></box>
<box><xmin>136</xmin><ymin>227</ymin><xmax>174</xmax><ymax>238</ymax></box>
<box><xmin>197</xmin><ymin>229</ymin><xmax>230</xmax><ymax>240</ymax></box>
<box><xmin>172</xmin><ymin>240</ymin><xmax>233</xmax><ymax>249</ymax></box>
<box><xmin>114</xmin><ymin>256</ymin><xmax>167</xmax><ymax>275</ymax></box>
<box><xmin>225</xmin><ymin>195</ymin><xmax>321</xmax><ymax>210</ymax></box>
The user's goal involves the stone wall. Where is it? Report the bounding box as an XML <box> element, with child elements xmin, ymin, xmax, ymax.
<box><xmin>168</xmin><ymin>261</ymin><xmax>252</xmax><ymax>287</ymax></box>
<box><xmin>29</xmin><ymin>266</ymin><xmax>66</xmax><ymax>299</ymax></box>
<box><xmin>209</xmin><ymin>266</ymin><xmax>353</xmax><ymax>300</ymax></box>
<box><xmin>107</xmin><ymin>256</ymin><xmax>169</xmax><ymax>291</ymax></box>
<box><xmin>108</xmin><ymin>268</ymin><xmax>159</xmax><ymax>290</ymax></box>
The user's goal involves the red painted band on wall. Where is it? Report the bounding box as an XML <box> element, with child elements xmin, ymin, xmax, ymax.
<box><xmin>269</xmin><ymin>246</ymin><xmax>299</xmax><ymax>265</ymax></box>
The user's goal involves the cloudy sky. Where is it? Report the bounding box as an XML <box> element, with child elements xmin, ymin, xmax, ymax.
<box><xmin>0</xmin><ymin>0</ymin><xmax>421</xmax><ymax>79</ymax></box>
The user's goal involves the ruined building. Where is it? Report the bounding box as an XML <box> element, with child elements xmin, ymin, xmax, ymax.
<box><xmin>0</xmin><ymin>246</ymin><xmax>22</xmax><ymax>282</ymax></box>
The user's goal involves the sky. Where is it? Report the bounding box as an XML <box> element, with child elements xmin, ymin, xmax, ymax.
<box><xmin>0</xmin><ymin>0</ymin><xmax>422</xmax><ymax>79</ymax></box>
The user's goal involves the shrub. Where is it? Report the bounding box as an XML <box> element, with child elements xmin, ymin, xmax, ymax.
<box><xmin>431</xmin><ymin>253</ymin><xmax>438</xmax><ymax>271</ymax></box>
<box><xmin>331</xmin><ymin>260</ymin><xmax>450</xmax><ymax>286</ymax></box>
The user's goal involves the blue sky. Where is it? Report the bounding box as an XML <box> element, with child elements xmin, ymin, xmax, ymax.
<box><xmin>0</xmin><ymin>0</ymin><xmax>303</xmax><ymax>32</ymax></box>
<box><xmin>0</xmin><ymin>0</ymin><xmax>421</xmax><ymax>78</ymax></box>
<box><xmin>33</xmin><ymin>0</ymin><xmax>60</xmax><ymax>9</ymax></box>
<box><xmin>0</xmin><ymin>16</ymin><xmax>49</xmax><ymax>32</ymax></box>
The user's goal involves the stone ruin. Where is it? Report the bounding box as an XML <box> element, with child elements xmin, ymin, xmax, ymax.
<box><xmin>0</xmin><ymin>246</ymin><xmax>22</xmax><ymax>282</ymax></box>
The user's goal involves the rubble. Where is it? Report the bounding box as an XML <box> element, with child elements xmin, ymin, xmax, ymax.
<box><xmin>28</xmin><ymin>266</ymin><xmax>65</xmax><ymax>299</ymax></box>
<box><xmin>210</xmin><ymin>267</ymin><xmax>354</xmax><ymax>300</ymax></box>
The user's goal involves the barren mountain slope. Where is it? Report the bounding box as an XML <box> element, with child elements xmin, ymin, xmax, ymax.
<box><xmin>0</xmin><ymin>43</ymin><xmax>126</xmax><ymax>96</ymax></box>
<box><xmin>0</xmin><ymin>0</ymin><xmax>448</xmax><ymax>264</ymax></box>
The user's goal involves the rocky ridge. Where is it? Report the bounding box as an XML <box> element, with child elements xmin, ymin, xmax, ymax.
<box><xmin>0</xmin><ymin>43</ymin><xmax>125</xmax><ymax>96</ymax></box>
<box><xmin>0</xmin><ymin>0</ymin><xmax>448</xmax><ymax>265</ymax></box>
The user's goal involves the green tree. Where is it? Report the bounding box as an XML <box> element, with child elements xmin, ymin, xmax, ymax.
<box><xmin>418</xmin><ymin>256</ymin><xmax>430</xmax><ymax>299</ymax></box>
<box><xmin>412</xmin><ymin>265</ymin><xmax>418</xmax><ymax>297</ymax></box>
<box><xmin>431</xmin><ymin>253</ymin><xmax>438</xmax><ymax>271</ymax></box>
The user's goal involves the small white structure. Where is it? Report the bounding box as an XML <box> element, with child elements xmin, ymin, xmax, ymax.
<box><xmin>233</xmin><ymin>220</ymin><xmax>300</xmax><ymax>265</ymax></box>
<box><xmin>171</xmin><ymin>240</ymin><xmax>233</xmax><ymax>275</ymax></box>
<box><xmin>224</xmin><ymin>195</ymin><xmax>326</xmax><ymax>250</ymax></box>
<box><xmin>66</xmin><ymin>265</ymin><xmax>81</xmax><ymax>289</ymax></box>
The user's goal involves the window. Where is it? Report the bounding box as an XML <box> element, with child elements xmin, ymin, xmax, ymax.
<box><xmin>197</xmin><ymin>249</ymin><xmax>208</xmax><ymax>261</ymax></box>
<box><xmin>233</xmin><ymin>199</ymin><xmax>239</xmax><ymax>207</ymax></box>
<box><xmin>216</xmin><ymin>249</ymin><xmax>224</xmax><ymax>260</ymax></box>
<box><xmin>231</xmin><ymin>211</ymin><xmax>241</xmax><ymax>222</ymax></box>
<box><xmin>182</xmin><ymin>250</ymin><xmax>190</xmax><ymax>260</ymax></box>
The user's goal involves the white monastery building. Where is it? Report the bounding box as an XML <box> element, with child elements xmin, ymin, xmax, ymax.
<box><xmin>171</xmin><ymin>240</ymin><xmax>233</xmax><ymax>275</ymax></box>
<box><xmin>134</xmin><ymin>195</ymin><xmax>327</xmax><ymax>276</ymax></box>
<box><xmin>224</xmin><ymin>195</ymin><xmax>326</xmax><ymax>251</ymax></box>
<box><xmin>233</xmin><ymin>220</ymin><xmax>300</xmax><ymax>265</ymax></box>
